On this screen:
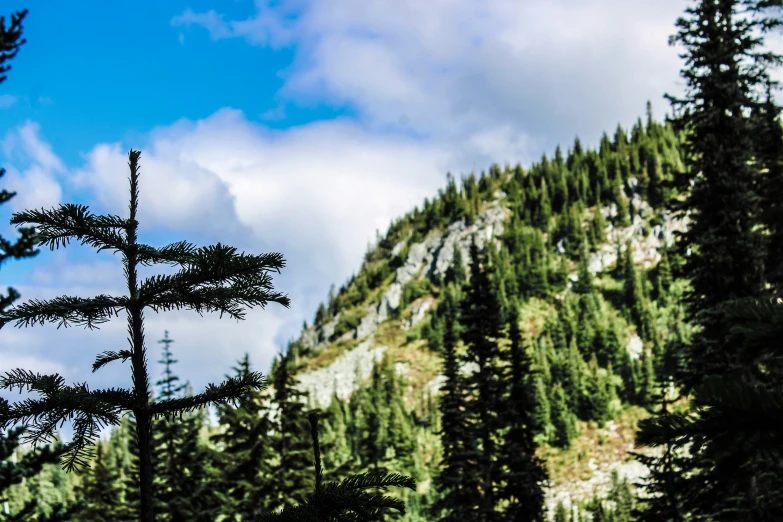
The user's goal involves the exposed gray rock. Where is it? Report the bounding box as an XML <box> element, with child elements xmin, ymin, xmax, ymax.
<box><xmin>295</xmin><ymin>200</ymin><xmax>511</xmax><ymax>353</ymax></box>
<box><xmin>394</xmin><ymin>361</ymin><xmax>409</xmax><ymax>376</ymax></box>
<box><xmin>295</xmin><ymin>338</ymin><xmax>388</xmax><ymax>409</ymax></box>
<box><xmin>391</xmin><ymin>237</ymin><xmax>408</xmax><ymax>257</ymax></box>
<box><xmin>299</xmin><ymin>326</ymin><xmax>319</xmax><ymax>352</ymax></box>
<box><xmin>319</xmin><ymin>313</ymin><xmax>340</xmax><ymax>344</ymax></box>
<box><xmin>403</xmin><ymin>298</ymin><xmax>435</xmax><ymax>330</ymax></box>
<box><xmin>626</xmin><ymin>334</ymin><xmax>643</xmax><ymax>360</ymax></box>
<box><xmin>555</xmin><ymin>238</ymin><xmax>566</xmax><ymax>255</ymax></box>
<box><xmin>544</xmin><ymin>421</ymin><xmax>659</xmax><ymax>521</ymax></box>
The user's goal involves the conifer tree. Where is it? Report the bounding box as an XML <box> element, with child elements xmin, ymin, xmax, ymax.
<box><xmin>573</xmin><ymin>244</ymin><xmax>593</xmax><ymax>295</ymax></box>
<box><xmin>357</xmin><ymin>363</ymin><xmax>388</xmax><ymax>472</ymax></box>
<box><xmin>252</xmin><ymin>412</ymin><xmax>416</xmax><ymax>522</ymax></box>
<box><xmin>637</xmin><ymin>1</ymin><xmax>783</xmax><ymax>518</ymax></box>
<box><xmin>460</xmin><ymin>237</ymin><xmax>506</xmax><ymax>522</ymax></box>
<box><xmin>212</xmin><ymin>353</ymin><xmax>276</xmax><ymax>519</ymax></box>
<box><xmin>531</xmin><ymin>377</ymin><xmax>552</xmax><ymax>443</ymax></box>
<box><xmin>0</xmin><ymin>150</ymin><xmax>290</xmax><ymax>522</ymax></box>
<box><xmin>665</xmin><ymin>0</ymin><xmax>774</xmax><ymax>386</ymax></box>
<box><xmin>72</xmin><ymin>444</ymin><xmax>122</xmax><ymax>522</ymax></box>
<box><xmin>0</xmin><ymin>8</ymin><xmax>36</xmax><ymax>313</ymax></box>
<box><xmin>268</xmin><ymin>349</ymin><xmax>315</xmax><ymax>511</ymax></box>
<box><xmin>429</xmin><ymin>284</ymin><xmax>481</xmax><ymax>522</ymax></box>
<box><xmin>497</xmin><ymin>302</ymin><xmax>548</xmax><ymax>521</ymax></box>
<box><xmin>151</xmin><ymin>331</ymin><xmax>185</xmax><ymax>519</ymax></box>
<box><xmin>754</xmin><ymin>75</ymin><xmax>783</xmax><ymax>293</ymax></box>
<box><xmin>612</xmin><ymin>175</ymin><xmax>631</xmax><ymax>227</ymax></box>
<box><xmin>0</xmin><ymin>427</ymin><xmax>64</xmax><ymax>520</ymax></box>
<box><xmin>443</xmin><ymin>243</ymin><xmax>467</xmax><ymax>288</ymax></box>
<box><xmin>550</xmin><ymin>384</ymin><xmax>577</xmax><ymax>449</ymax></box>
<box><xmin>151</xmin><ymin>335</ymin><xmax>217</xmax><ymax>521</ymax></box>
<box><xmin>0</xmin><ymin>15</ymin><xmax>78</xmax><ymax>519</ymax></box>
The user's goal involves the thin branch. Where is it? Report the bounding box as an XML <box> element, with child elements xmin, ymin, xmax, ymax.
<box><xmin>150</xmin><ymin>372</ymin><xmax>267</xmax><ymax>418</ymax></box>
<box><xmin>0</xmin><ymin>294</ymin><xmax>128</xmax><ymax>330</ymax></box>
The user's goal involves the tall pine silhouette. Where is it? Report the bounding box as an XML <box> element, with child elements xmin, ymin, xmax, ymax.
<box><xmin>0</xmin><ymin>150</ymin><xmax>290</xmax><ymax>522</ymax></box>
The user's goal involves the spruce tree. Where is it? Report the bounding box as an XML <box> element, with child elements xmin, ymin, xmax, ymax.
<box><xmin>460</xmin><ymin>237</ymin><xmax>506</xmax><ymax>522</ymax></box>
<box><xmin>665</xmin><ymin>0</ymin><xmax>774</xmax><ymax>385</ymax></box>
<box><xmin>268</xmin><ymin>349</ymin><xmax>315</xmax><ymax>511</ymax></box>
<box><xmin>497</xmin><ymin>302</ymin><xmax>548</xmax><ymax>521</ymax></box>
<box><xmin>429</xmin><ymin>284</ymin><xmax>482</xmax><ymax>522</ymax></box>
<box><xmin>72</xmin><ymin>444</ymin><xmax>122</xmax><ymax>522</ymax></box>
<box><xmin>637</xmin><ymin>1</ymin><xmax>783</xmax><ymax>518</ymax></box>
<box><xmin>211</xmin><ymin>353</ymin><xmax>276</xmax><ymax>519</ymax></box>
<box><xmin>0</xmin><ymin>151</ymin><xmax>290</xmax><ymax>522</ymax></box>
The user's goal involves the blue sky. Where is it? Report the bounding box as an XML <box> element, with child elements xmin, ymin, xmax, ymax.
<box><xmin>2</xmin><ymin>0</ymin><xmax>779</xmax><ymax>436</ymax></box>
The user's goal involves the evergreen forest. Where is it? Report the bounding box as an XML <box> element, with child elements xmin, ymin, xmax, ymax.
<box><xmin>2</xmin><ymin>0</ymin><xmax>783</xmax><ymax>521</ymax></box>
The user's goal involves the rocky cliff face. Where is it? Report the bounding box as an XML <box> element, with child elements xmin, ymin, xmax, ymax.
<box><xmin>295</xmin><ymin>178</ymin><xmax>688</xmax><ymax>403</ymax></box>
<box><xmin>295</xmin><ymin>195</ymin><xmax>509</xmax><ymax>407</ymax></box>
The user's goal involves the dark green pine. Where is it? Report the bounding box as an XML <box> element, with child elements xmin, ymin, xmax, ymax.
<box><xmin>497</xmin><ymin>302</ymin><xmax>548</xmax><ymax>521</ymax></box>
<box><xmin>267</xmin><ymin>348</ymin><xmax>315</xmax><ymax>511</ymax></box>
<box><xmin>460</xmin><ymin>237</ymin><xmax>506</xmax><ymax>522</ymax></box>
<box><xmin>429</xmin><ymin>283</ymin><xmax>482</xmax><ymax>522</ymax></box>
<box><xmin>71</xmin><ymin>444</ymin><xmax>123</xmax><ymax>522</ymax></box>
<box><xmin>754</xmin><ymin>75</ymin><xmax>783</xmax><ymax>294</ymax></box>
<box><xmin>211</xmin><ymin>353</ymin><xmax>276</xmax><ymax>518</ymax></box>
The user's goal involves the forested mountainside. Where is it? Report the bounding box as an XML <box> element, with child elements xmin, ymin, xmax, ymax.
<box><xmin>3</xmin><ymin>105</ymin><xmax>690</xmax><ymax>521</ymax></box>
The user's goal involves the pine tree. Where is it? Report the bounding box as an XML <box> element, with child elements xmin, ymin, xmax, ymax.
<box><xmin>637</xmin><ymin>1</ymin><xmax>783</xmax><ymax>518</ymax></box>
<box><xmin>212</xmin><ymin>353</ymin><xmax>276</xmax><ymax>519</ymax></box>
<box><xmin>72</xmin><ymin>444</ymin><xmax>122</xmax><ymax>522</ymax></box>
<box><xmin>429</xmin><ymin>284</ymin><xmax>482</xmax><ymax>522</ymax></box>
<box><xmin>0</xmin><ymin>8</ymin><xmax>37</xmax><ymax>313</ymax></box>
<box><xmin>0</xmin><ymin>151</ymin><xmax>290</xmax><ymax>522</ymax></box>
<box><xmin>460</xmin><ymin>237</ymin><xmax>506</xmax><ymax>522</ymax></box>
<box><xmin>268</xmin><ymin>349</ymin><xmax>315</xmax><ymax>511</ymax></box>
<box><xmin>754</xmin><ymin>75</ymin><xmax>783</xmax><ymax>293</ymax></box>
<box><xmin>497</xmin><ymin>302</ymin><xmax>548</xmax><ymax>521</ymax></box>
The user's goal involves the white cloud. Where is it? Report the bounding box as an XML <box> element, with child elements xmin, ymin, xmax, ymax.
<box><xmin>1</xmin><ymin>121</ymin><xmax>64</xmax><ymax>211</ymax></box>
<box><xmin>0</xmin><ymin>108</ymin><xmax>458</xmax><ymax>393</ymax></box>
<box><xmin>173</xmin><ymin>0</ymin><xmax>690</xmax><ymax>158</ymax></box>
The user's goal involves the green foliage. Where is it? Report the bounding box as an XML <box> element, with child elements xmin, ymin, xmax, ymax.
<box><xmin>253</xmin><ymin>412</ymin><xmax>415</xmax><ymax>522</ymax></box>
<box><xmin>211</xmin><ymin>354</ymin><xmax>277</xmax><ymax>520</ymax></box>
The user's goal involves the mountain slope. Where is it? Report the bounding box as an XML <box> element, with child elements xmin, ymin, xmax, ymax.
<box><xmin>283</xmin><ymin>109</ymin><xmax>689</xmax><ymax>520</ymax></box>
